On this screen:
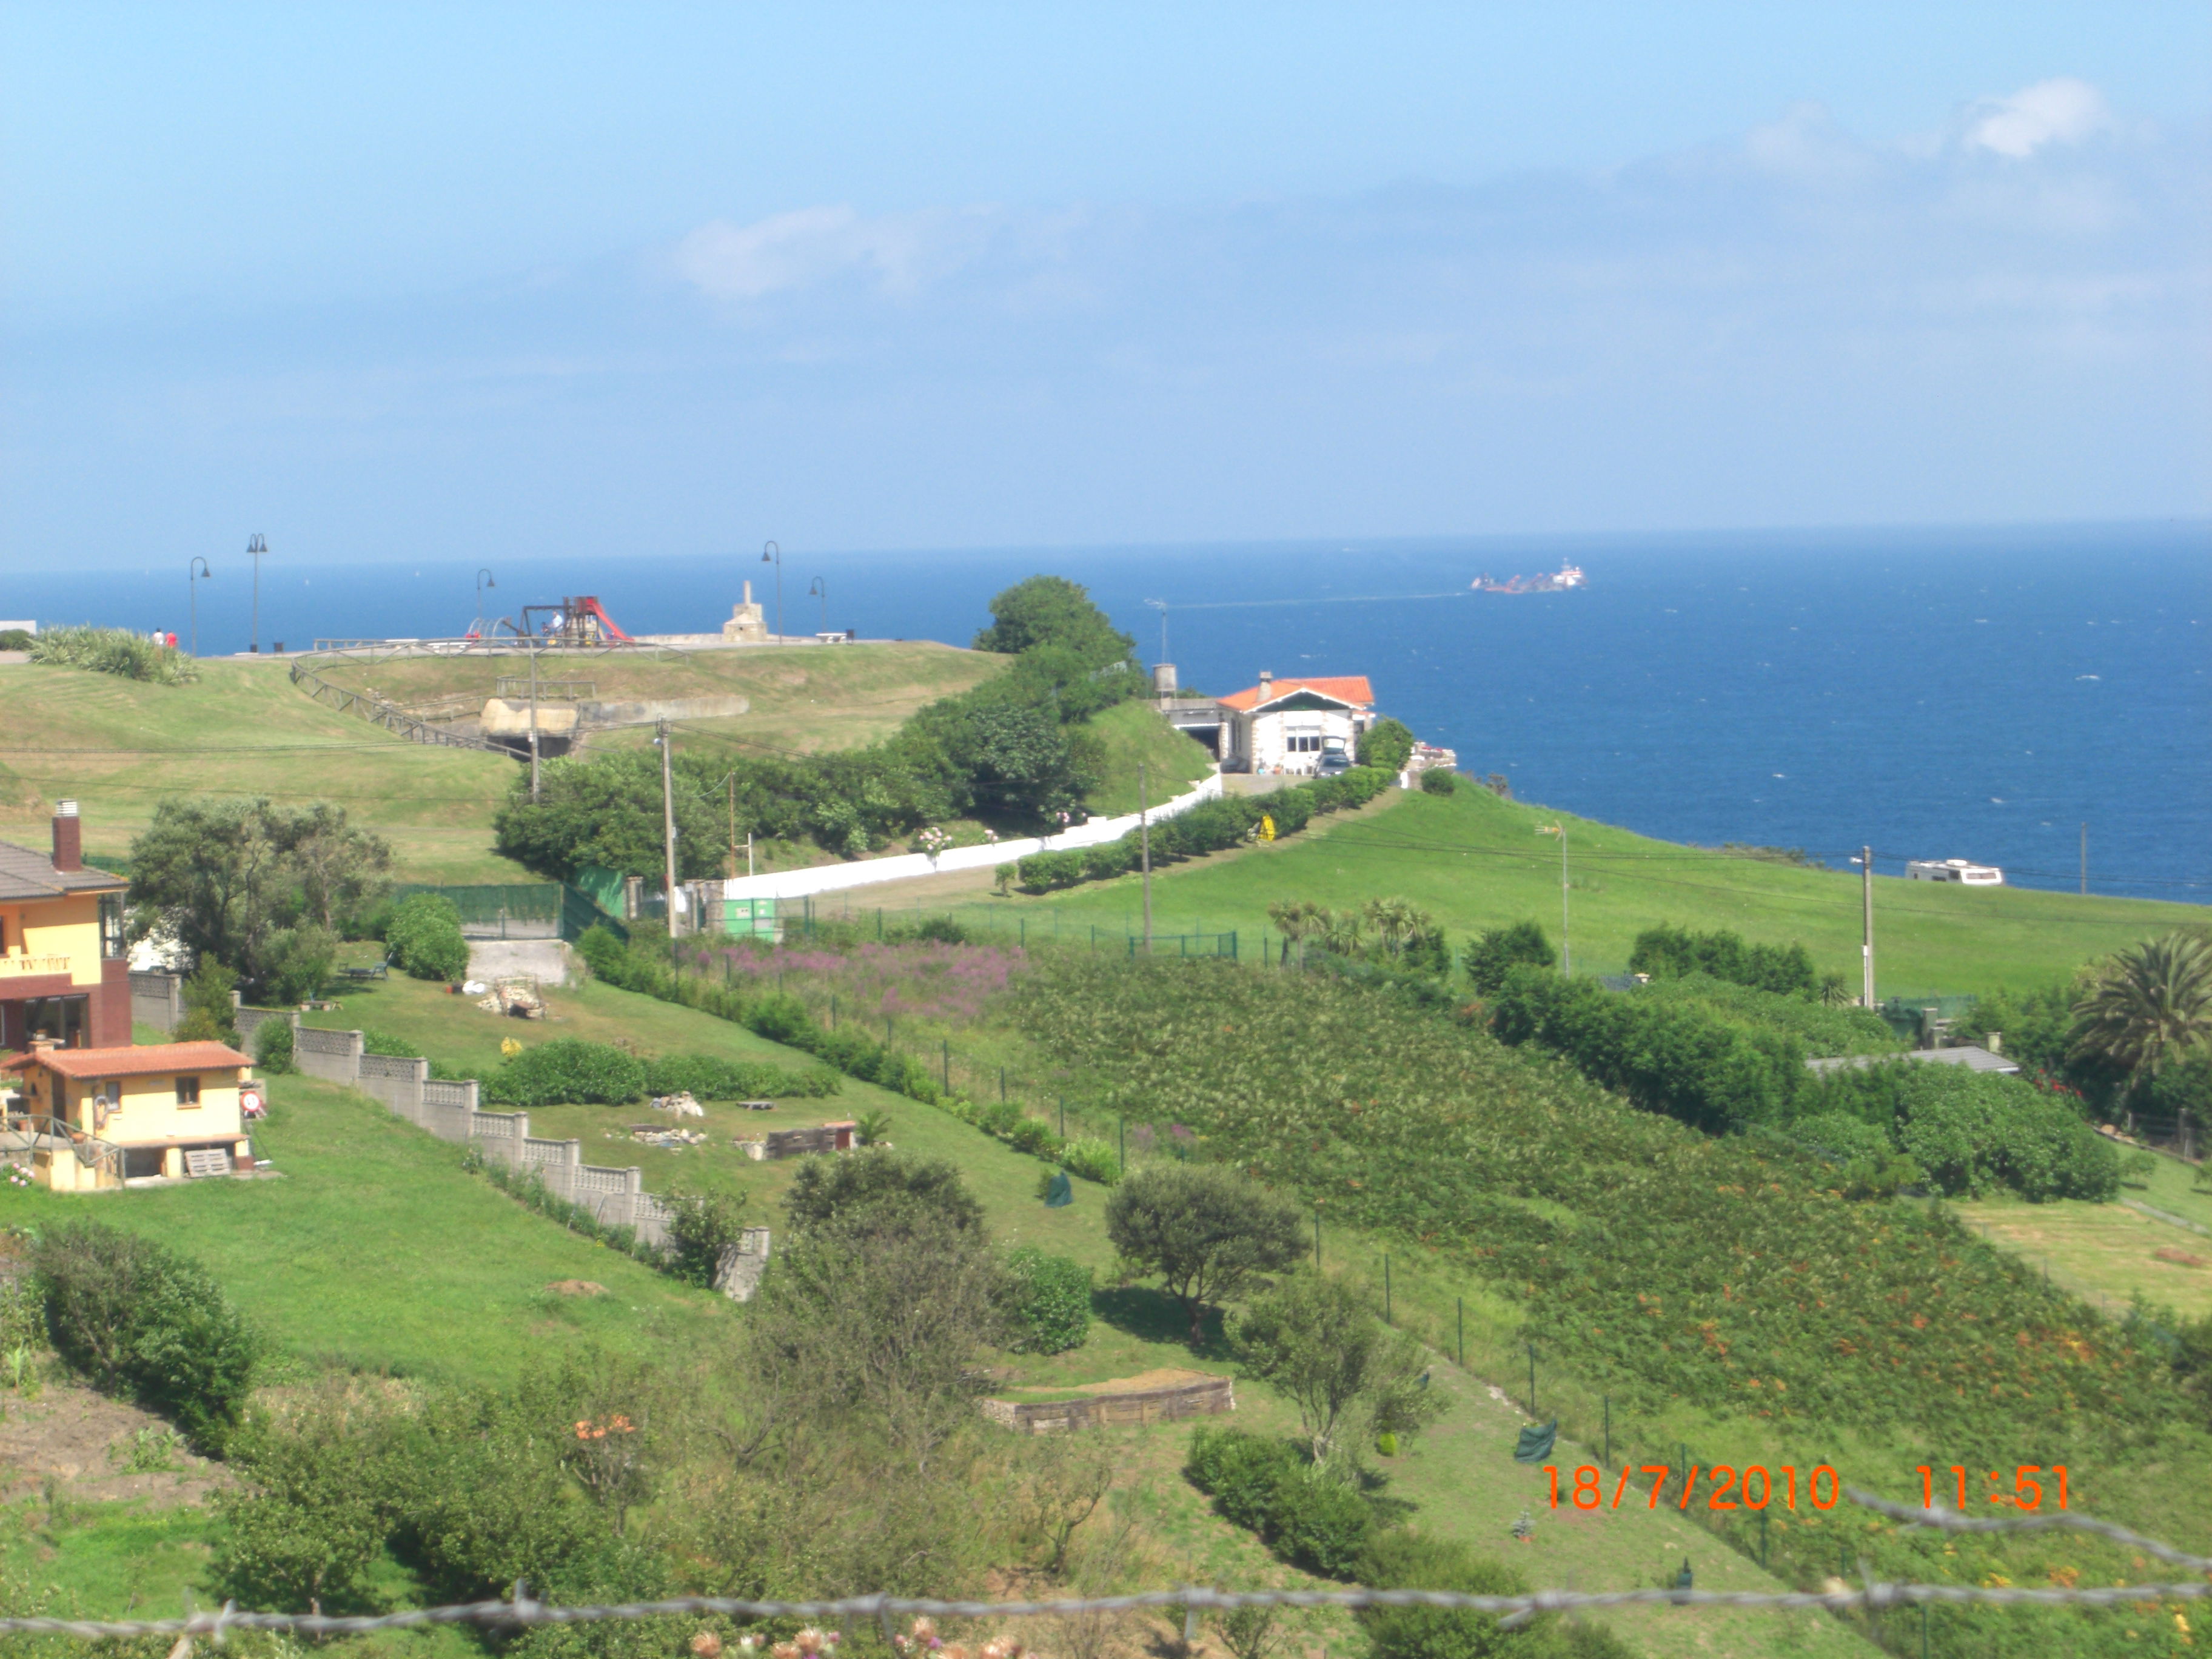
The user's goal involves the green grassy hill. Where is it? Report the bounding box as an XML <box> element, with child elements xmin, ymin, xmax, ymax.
<box><xmin>0</xmin><ymin>658</ymin><xmax>522</xmax><ymax>882</ymax></box>
<box><xmin>947</xmin><ymin>779</ymin><xmax>2200</xmax><ymax>995</ymax></box>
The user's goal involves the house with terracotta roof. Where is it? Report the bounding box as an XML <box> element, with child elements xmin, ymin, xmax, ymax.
<box><xmin>1215</xmin><ymin>672</ymin><xmax>1379</xmax><ymax>775</ymax></box>
<box><xmin>5</xmin><ymin>1037</ymin><xmax>255</xmax><ymax>1189</ymax></box>
<box><xmin>0</xmin><ymin>802</ymin><xmax>132</xmax><ymax>1051</ymax></box>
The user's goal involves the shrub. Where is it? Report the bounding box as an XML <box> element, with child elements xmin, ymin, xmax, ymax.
<box><xmin>213</xmin><ymin>1406</ymin><xmax>388</xmax><ymax>1611</ymax></box>
<box><xmin>384</xmin><ymin>894</ymin><xmax>471</xmax><ymax>982</ymax></box>
<box><xmin>264</xmin><ymin>923</ymin><xmax>338</xmax><ymax>1004</ymax></box>
<box><xmin>254</xmin><ymin>1019</ymin><xmax>296</xmax><ymax>1074</ymax></box>
<box><xmin>483</xmin><ymin>1039</ymin><xmax>649</xmax><ymax>1107</ymax></box>
<box><xmin>1463</xmin><ymin>922</ymin><xmax>1554</xmax><ymax>994</ymax></box>
<box><xmin>1356</xmin><ymin>719</ymin><xmax>1415</xmax><ymax>773</ymax></box>
<box><xmin>1005</xmin><ymin>1116</ymin><xmax>1061</xmax><ymax>1156</ymax></box>
<box><xmin>784</xmin><ymin>1148</ymin><xmax>986</xmax><ymax>1236</ymax></box>
<box><xmin>28</xmin><ymin>623</ymin><xmax>199</xmax><ymax>685</ymax></box>
<box><xmin>1059</xmin><ymin>1136</ymin><xmax>1122</xmax><ymax>1185</ymax></box>
<box><xmin>32</xmin><ymin>1221</ymin><xmax>260</xmax><ymax>1453</ymax></box>
<box><xmin>1418</xmin><ymin>768</ymin><xmax>1456</xmax><ymax>796</ymax></box>
<box><xmin>359</xmin><ymin>1028</ymin><xmax>424</xmax><ymax>1059</ymax></box>
<box><xmin>1182</xmin><ymin>1426</ymin><xmax>1375</xmax><ymax>1578</ymax></box>
<box><xmin>1007</xmin><ymin>1248</ymin><xmax>1092</xmax><ymax>1353</ymax></box>
<box><xmin>0</xmin><ymin>627</ymin><xmax>31</xmax><ymax>651</ymax></box>
<box><xmin>177</xmin><ymin>957</ymin><xmax>242</xmax><ymax>1045</ymax></box>
<box><xmin>662</xmin><ymin>1187</ymin><xmax>751</xmax><ymax>1287</ymax></box>
<box><xmin>1639</xmin><ymin>973</ymin><xmax>1897</xmax><ymax>1057</ymax></box>
<box><xmin>1355</xmin><ymin>1532</ymin><xmax>1541</xmax><ymax>1659</ymax></box>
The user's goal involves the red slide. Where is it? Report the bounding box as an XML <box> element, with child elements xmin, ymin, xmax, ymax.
<box><xmin>570</xmin><ymin>595</ymin><xmax>632</xmax><ymax>642</ymax></box>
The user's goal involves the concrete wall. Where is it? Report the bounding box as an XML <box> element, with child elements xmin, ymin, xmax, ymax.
<box><xmin>981</xmin><ymin>1375</ymin><xmax>1235</xmax><ymax>1434</ymax></box>
<box><xmin>130</xmin><ymin>970</ymin><xmax>183</xmax><ymax>1033</ymax></box>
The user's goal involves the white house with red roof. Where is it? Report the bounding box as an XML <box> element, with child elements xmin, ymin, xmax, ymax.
<box><xmin>1215</xmin><ymin>671</ymin><xmax>1378</xmax><ymax>775</ymax></box>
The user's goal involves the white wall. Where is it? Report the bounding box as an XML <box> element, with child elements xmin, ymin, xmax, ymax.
<box><xmin>715</xmin><ymin>772</ymin><xmax>1222</xmax><ymax>902</ymax></box>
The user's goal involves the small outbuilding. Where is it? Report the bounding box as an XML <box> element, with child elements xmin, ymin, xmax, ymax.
<box><xmin>4</xmin><ymin>1037</ymin><xmax>255</xmax><ymax>1190</ymax></box>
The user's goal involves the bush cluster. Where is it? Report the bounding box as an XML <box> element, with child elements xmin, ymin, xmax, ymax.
<box><xmin>1183</xmin><ymin>1427</ymin><xmax>1376</xmax><ymax>1577</ymax></box>
<box><xmin>32</xmin><ymin>1221</ymin><xmax>260</xmax><ymax>1453</ymax></box>
<box><xmin>1015</xmin><ymin>765</ymin><xmax>1393</xmax><ymax>894</ymax></box>
<box><xmin>384</xmin><ymin>893</ymin><xmax>471</xmax><ymax>982</ymax></box>
<box><xmin>1628</xmin><ymin>923</ymin><xmax>1818</xmax><ymax>997</ymax></box>
<box><xmin>1809</xmin><ymin>1061</ymin><xmax>2119</xmax><ymax>1201</ymax></box>
<box><xmin>1005</xmin><ymin>1247</ymin><xmax>1092</xmax><ymax>1354</ymax></box>
<box><xmin>478</xmin><ymin>1037</ymin><xmax>834</xmax><ymax>1108</ymax></box>
<box><xmin>29</xmin><ymin>623</ymin><xmax>200</xmax><ymax>685</ymax></box>
<box><xmin>1637</xmin><ymin>973</ymin><xmax>1898</xmax><ymax>1056</ymax></box>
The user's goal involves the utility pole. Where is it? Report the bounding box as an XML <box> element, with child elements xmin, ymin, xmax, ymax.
<box><xmin>728</xmin><ymin>775</ymin><xmax>738</xmax><ymax>877</ymax></box>
<box><xmin>1860</xmin><ymin>845</ymin><xmax>1876</xmax><ymax>1009</ymax></box>
<box><xmin>1139</xmin><ymin>761</ymin><xmax>1153</xmax><ymax>953</ymax></box>
<box><xmin>2080</xmin><ymin>823</ymin><xmax>2088</xmax><ymax>896</ymax></box>
<box><xmin>659</xmin><ymin>719</ymin><xmax>680</xmax><ymax>936</ymax></box>
<box><xmin>528</xmin><ymin>643</ymin><xmax>542</xmax><ymax>800</ymax></box>
<box><xmin>1538</xmin><ymin>823</ymin><xmax>1569</xmax><ymax>974</ymax></box>
<box><xmin>246</xmin><ymin>534</ymin><xmax>267</xmax><ymax>653</ymax></box>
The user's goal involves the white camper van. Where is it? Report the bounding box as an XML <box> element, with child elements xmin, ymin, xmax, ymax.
<box><xmin>1906</xmin><ymin>859</ymin><xmax>2004</xmax><ymax>886</ymax></box>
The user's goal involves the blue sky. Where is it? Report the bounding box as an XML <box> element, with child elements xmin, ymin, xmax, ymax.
<box><xmin>2</xmin><ymin>2</ymin><xmax>2207</xmax><ymax>566</ymax></box>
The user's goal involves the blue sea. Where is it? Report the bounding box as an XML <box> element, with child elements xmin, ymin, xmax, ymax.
<box><xmin>5</xmin><ymin>521</ymin><xmax>2205</xmax><ymax>901</ymax></box>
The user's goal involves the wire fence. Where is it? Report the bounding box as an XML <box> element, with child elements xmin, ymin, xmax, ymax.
<box><xmin>4</xmin><ymin>1496</ymin><xmax>2208</xmax><ymax>1643</ymax></box>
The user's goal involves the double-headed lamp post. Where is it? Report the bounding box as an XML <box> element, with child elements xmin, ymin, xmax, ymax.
<box><xmin>1537</xmin><ymin>823</ymin><xmax>1569</xmax><ymax>976</ymax></box>
<box><xmin>187</xmin><ymin>557</ymin><xmax>213</xmax><ymax>657</ymax></box>
<box><xmin>760</xmin><ymin>541</ymin><xmax>783</xmax><ymax>642</ymax></box>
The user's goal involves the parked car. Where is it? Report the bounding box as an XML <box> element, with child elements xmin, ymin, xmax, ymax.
<box><xmin>1318</xmin><ymin>737</ymin><xmax>1354</xmax><ymax>776</ymax></box>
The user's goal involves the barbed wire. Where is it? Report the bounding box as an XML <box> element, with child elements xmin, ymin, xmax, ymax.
<box><xmin>4</xmin><ymin>1492</ymin><xmax>2208</xmax><ymax>1642</ymax></box>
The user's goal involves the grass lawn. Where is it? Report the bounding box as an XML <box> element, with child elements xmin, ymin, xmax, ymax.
<box><xmin>0</xmin><ymin>659</ymin><xmax>525</xmax><ymax>883</ymax></box>
<box><xmin>936</xmin><ymin>779</ymin><xmax>2202</xmax><ymax>994</ymax></box>
<box><xmin>1079</xmin><ymin>700</ymin><xmax>1218</xmax><ymax>816</ymax></box>
<box><xmin>1952</xmin><ymin>1196</ymin><xmax>2212</xmax><ymax>1320</ymax></box>
<box><xmin>1</xmin><ymin>1070</ymin><xmax>726</xmax><ymax>1387</ymax></box>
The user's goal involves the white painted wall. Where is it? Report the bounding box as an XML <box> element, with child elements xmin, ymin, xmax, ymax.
<box><xmin>715</xmin><ymin>772</ymin><xmax>1224</xmax><ymax>902</ymax></box>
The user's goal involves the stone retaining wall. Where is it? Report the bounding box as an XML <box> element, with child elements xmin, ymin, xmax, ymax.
<box><xmin>981</xmin><ymin>1375</ymin><xmax>1235</xmax><ymax>1434</ymax></box>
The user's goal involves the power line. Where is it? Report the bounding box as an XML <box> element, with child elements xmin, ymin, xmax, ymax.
<box><xmin>1</xmin><ymin>1495</ymin><xmax>2203</xmax><ymax>1641</ymax></box>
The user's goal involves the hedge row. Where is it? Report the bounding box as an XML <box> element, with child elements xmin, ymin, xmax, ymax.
<box><xmin>1808</xmin><ymin>1059</ymin><xmax>2119</xmax><ymax>1202</ymax></box>
<box><xmin>575</xmin><ymin>928</ymin><xmax>1121</xmax><ymax>1182</ymax></box>
<box><xmin>1628</xmin><ymin>923</ymin><xmax>1818</xmax><ymax>997</ymax></box>
<box><xmin>478</xmin><ymin>1036</ymin><xmax>837</xmax><ymax>1108</ymax></box>
<box><xmin>1486</xmin><ymin>965</ymin><xmax>1808</xmax><ymax>1133</ymax></box>
<box><xmin>1013</xmin><ymin>766</ymin><xmax>1393</xmax><ymax>894</ymax></box>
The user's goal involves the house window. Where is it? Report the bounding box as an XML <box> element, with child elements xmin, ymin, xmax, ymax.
<box><xmin>25</xmin><ymin>995</ymin><xmax>89</xmax><ymax>1048</ymax></box>
<box><xmin>1287</xmin><ymin>734</ymin><xmax>1323</xmax><ymax>754</ymax></box>
<box><xmin>176</xmin><ymin>1076</ymin><xmax>201</xmax><ymax>1107</ymax></box>
<box><xmin>99</xmin><ymin>893</ymin><xmax>127</xmax><ymax>959</ymax></box>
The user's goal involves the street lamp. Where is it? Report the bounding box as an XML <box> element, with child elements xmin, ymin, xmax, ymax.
<box><xmin>1144</xmin><ymin>598</ymin><xmax>1168</xmax><ymax>663</ymax></box>
<box><xmin>760</xmin><ymin>541</ymin><xmax>782</xmax><ymax>642</ymax></box>
<box><xmin>246</xmin><ymin>534</ymin><xmax>268</xmax><ymax>653</ymax></box>
<box><xmin>1537</xmin><ymin>823</ymin><xmax>1569</xmax><ymax>975</ymax></box>
<box><xmin>187</xmin><ymin>557</ymin><xmax>213</xmax><ymax>657</ymax></box>
<box><xmin>474</xmin><ymin>568</ymin><xmax>496</xmax><ymax>633</ymax></box>
<box><xmin>808</xmin><ymin>575</ymin><xmax>827</xmax><ymax>637</ymax></box>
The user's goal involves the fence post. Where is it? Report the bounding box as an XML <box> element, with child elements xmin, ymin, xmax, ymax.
<box><xmin>1527</xmin><ymin>1344</ymin><xmax>1537</xmax><ymax>1415</ymax></box>
<box><xmin>1603</xmin><ymin>1396</ymin><xmax>1610</xmax><ymax>1467</ymax></box>
<box><xmin>1456</xmin><ymin>1296</ymin><xmax>1464</xmax><ymax>1366</ymax></box>
<box><xmin>942</xmin><ymin>1040</ymin><xmax>950</xmax><ymax>1093</ymax></box>
<box><xmin>999</xmin><ymin>1067</ymin><xmax>1007</xmax><ymax>1102</ymax></box>
<box><xmin>1384</xmin><ymin>1254</ymin><xmax>1391</xmax><ymax>1323</ymax></box>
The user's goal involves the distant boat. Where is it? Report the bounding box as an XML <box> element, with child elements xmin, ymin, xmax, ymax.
<box><xmin>1472</xmin><ymin>562</ymin><xmax>1586</xmax><ymax>594</ymax></box>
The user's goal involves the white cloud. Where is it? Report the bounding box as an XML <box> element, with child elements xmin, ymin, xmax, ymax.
<box><xmin>671</xmin><ymin>204</ymin><xmax>996</xmax><ymax>302</ymax></box>
<box><xmin>1962</xmin><ymin>78</ymin><xmax>2110</xmax><ymax>159</ymax></box>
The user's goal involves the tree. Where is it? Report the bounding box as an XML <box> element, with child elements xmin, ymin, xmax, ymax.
<box><xmin>383</xmin><ymin>894</ymin><xmax>471</xmax><ymax>982</ymax></box>
<box><xmin>2071</xmin><ymin>932</ymin><xmax>2212</xmax><ymax>1101</ymax></box>
<box><xmin>1104</xmin><ymin>1164</ymin><xmax>1305</xmax><ymax>1340</ymax></box>
<box><xmin>1267</xmin><ymin>899</ymin><xmax>1329</xmax><ymax>965</ymax></box>
<box><xmin>1229</xmin><ymin>1272</ymin><xmax>1446</xmax><ymax>1463</ymax></box>
<box><xmin>494</xmin><ymin>751</ymin><xmax>723</xmax><ymax>883</ymax></box>
<box><xmin>1463</xmin><ymin>921</ymin><xmax>1555</xmax><ymax>994</ymax></box>
<box><xmin>1355</xmin><ymin>719</ymin><xmax>1415</xmax><ymax>774</ymax></box>
<box><xmin>663</xmin><ymin>1186</ymin><xmax>752</xmax><ymax>1288</ymax></box>
<box><xmin>973</xmin><ymin>575</ymin><xmax>1136</xmax><ymax>667</ymax></box>
<box><xmin>129</xmin><ymin>799</ymin><xmax>392</xmax><ymax>995</ymax></box>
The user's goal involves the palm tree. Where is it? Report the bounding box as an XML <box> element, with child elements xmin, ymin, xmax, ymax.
<box><xmin>2070</xmin><ymin>931</ymin><xmax>2212</xmax><ymax>1097</ymax></box>
<box><xmin>1818</xmin><ymin>971</ymin><xmax>1854</xmax><ymax>1008</ymax></box>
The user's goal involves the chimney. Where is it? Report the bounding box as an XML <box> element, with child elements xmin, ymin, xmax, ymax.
<box><xmin>1985</xmin><ymin>1031</ymin><xmax>2003</xmax><ymax>1056</ymax></box>
<box><xmin>52</xmin><ymin>800</ymin><xmax>81</xmax><ymax>873</ymax></box>
<box><xmin>1258</xmin><ymin>670</ymin><xmax>1273</xmax><ymax>700</ymax></box>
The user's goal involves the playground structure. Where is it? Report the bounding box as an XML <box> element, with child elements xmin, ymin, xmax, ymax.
<box><xmin>519</xmin><ymin>596</ymin><xmax>634</xmax><ymax>648</ymax></box>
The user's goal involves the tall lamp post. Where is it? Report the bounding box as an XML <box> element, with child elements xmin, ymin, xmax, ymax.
<box><xmin>808</xmin><ymin>575</ymin><xmax>828</xmax><ymax>637</ymax></box>
<box><xmin>760</xmin><ymin>541</ymin><xmax>783</xmax><ymax>642</ymax></box>
<box><xmin>1144</xmin><ymin>598</ymin><xmax>1169</xmax><ymax>663</ymax></box>
<box><xmin>187</xmin><ymin>557</ymin><xmax>213</xmax><ymax>657</ymax></box>
<box><xmin>474</xmin><ymin>568</ymin><xmax>496</xmax><ymax>633</ymax></box>
<box><xmin>1537</xmin><ymin>823</ymin><xmax>1569</xmax><ymax>975</ymax></box>
<box><xmin>246</xmin><ymin>534</ymin><xmax>268</xmax><ymax>654</ymax></box>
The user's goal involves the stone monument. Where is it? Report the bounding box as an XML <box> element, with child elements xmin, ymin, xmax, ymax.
<box><xmin>723</xmin><ymin>581</ymin><xmax>769</xmax><ymax>643</ymax></box>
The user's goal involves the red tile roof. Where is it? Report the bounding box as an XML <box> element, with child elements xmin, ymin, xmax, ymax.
<box><xmin>1218</xmin><ymin>675</ymin><xmax>1376</xmax><ymax>712</ymax></box>
<box><xmin>4</xmin><ymin>1042</ymin><xmax>252</xmax><ymax>1080</ymax></box>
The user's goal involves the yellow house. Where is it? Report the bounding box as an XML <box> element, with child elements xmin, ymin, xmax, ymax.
<box><xmin>0</xmin><ymin>801</ymin><xmax>133</xmax><ymax>1050</ymax></box>
<box><xmin>4</xmin><ymin>1038</ymin><xmax>254</xmax><ymax>1190</ymax></box>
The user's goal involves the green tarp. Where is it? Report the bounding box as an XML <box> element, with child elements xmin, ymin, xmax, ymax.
<box><xmin>1513</xmin><ymin>1420</ymin><xmax>1558</xmax><ymax>1464</ymax></box>
<box><xmin>1044</xmin><ymin>1170</ymin><xmax>1074</xmax><ymax>1208</ymax></box>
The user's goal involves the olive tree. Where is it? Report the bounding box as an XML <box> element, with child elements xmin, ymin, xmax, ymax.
<box><xmin>1104</xmin><ymin>1164</ymin><xmax>1305</xmax><ymax>1341</ymax></box>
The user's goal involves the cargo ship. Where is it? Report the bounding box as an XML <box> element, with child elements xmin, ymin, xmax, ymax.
<box><xmin>1472</xmin><ymin>562</ymin><xmax>1586</xmax><ymax>594</ymax></box>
